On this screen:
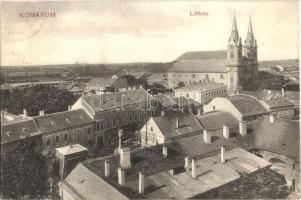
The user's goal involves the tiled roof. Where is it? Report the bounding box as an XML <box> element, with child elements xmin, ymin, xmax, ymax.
<box><xmin>34</xmin><ymin>109</ymin><xmax>93</xmax><ymax>133</ymax></box>
<box><xmin>175</xmin><ymin>82</ymin><xmax>226</xmax><ymax>91</ymax></box>
<box><xmin>62</xmin><ymin>163</ymin><xmax>128</xmax><ymax>200</ymax></box>
<box><xmin>228</xmin><ymin>95</ymin><xmax>268</xmax><ymax>117</ymax></box>
<box><xmin>198</xmin><ymin>112</ymin><xmax>239</xmax><ymax>131</ymax></box>
<box><xmin>56</xmin><ymin>144</ymin><xmax>88</xmax><ymax>155</ymax></box>
<box><xmin>168</xmin><ymin>59</ymin><xmax>228</xmax><ymax>73</ymax></box>
<box><xmin>176</xmin><ymin>50</ymin><xmax>227</xmax><ymax>61</ymax></box>
<box><xmin>152</xmin><ymin>112</ymin><xmax>202</xmax><ymax>139</ymax></box>
<box><xmin>81</xmin><ymin>89</ymin><xmax>154</xmax><ymax>112</ymax></box>
<box><xmin>263</xmin><ymin>96</ymin><xmax>294</xmax><ymax>109</ymax></box>
<box><xmin>251</xmin><ymin>116</ymin><xmax>299</xmax><ymax>161</ymax></box>
<box><xmin>87</xmin><ymin>77</ymin><xmax>115</xmax><ymax>87</ymax></box>
<box><xmin>1</xmin><ymin>119</ymin><xmax>40</xmax><ymax>144</ymax></box>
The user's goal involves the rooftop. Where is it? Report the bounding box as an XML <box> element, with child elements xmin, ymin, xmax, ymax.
<box><xmin>1</xmin><ymin>119</ymin><xmax>40</xmax><ymax>144</ymax></box>
<box><xmin>87</xmin><ymin>77</ymin><xmax>115</xmax><ymax>87</ymax></box>
<box><xmin>176</xmin><ymin>50</ymin><xmax>227</xmax><ymax>61</ymax></box>
<box><xmin>62</xmin><ymin>163</ymin><xmax>129</xmax><ymax>200</ymax></box>
<box><xmin>198</xmin><ymin>111</ymin><xmax>239</xmax><ymax>131</ymax></box>
<box><xmin>56</xmin><ymin>144</ymin><xmax>88</xmax><ymax>156</ymax></box>
<box><xmin>175</xmin><ymin>82</ymin><xmax>226</xmax><ymax>91</ymax></box>
<box><xmin>81</xmin><ymin>89</ymin><xmax>154</xmax><ymax>112</ymax></box>
<box><xmin>34</xmin><ymin>109</ymin><xmax>93</xmax><ymax>134</ymax></box>
<box><xmin>228</xmin><ymin>95</ymin><xmax>268</xmax><ymax>117</ymax></box>
<box><xmin>168</xmin><ymin>59</ymin><xmax>228</xmax><ymax>73</ymax></box>
<box><xmin>152</xmin><ymin>112</ymin><xmax>203</xmax><ymax>139</ymax></box>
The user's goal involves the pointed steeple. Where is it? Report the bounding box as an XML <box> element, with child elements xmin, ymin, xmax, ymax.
<box><xmin>244</xmin><ymin>15</ymin><xmax>255</xmax><ymax>47</ymax></box>
<box><xmin>229</xmin><ymin>12</ymin><xmax>239</xmax><ymax>44</ymax></box>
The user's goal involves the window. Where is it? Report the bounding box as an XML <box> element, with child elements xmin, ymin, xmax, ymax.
<box><xmin>88</xmin><ymin>128</ymin><xmax>91</xmax><ymax>135</ymax></box>
<box><xmin>64</xmin><ymin>134</ymin><xmax>68</xmax><ymax>141</ymax></box>
<box><xmin>97</xmin><ymin>122</ymin><xmax>100</xmax><ymax>131</ymax></box>
<box><xmin>230</xmin><ymin>77</ymin><xmax>233</xmax><ymax>83</ymax></box>
<box><xmin>220</xmin><ymin>74</ymin><xmax>224</xmax><ymax>79</ymax></box>
<box><xmin>46</xmin><ymin>138</ymin><xmax>51</xmax><ymax>146</ymax></box>
<box><xmin>56</xmin><ymin>136</ymin><xmax>59</xmax><ymax>144</ymax></box>
<box><xmin>106</xmin><ymin>120</ymin><xmax>111</xmax><ymax>129</ymax></box>
<box><xmin>100</xmin><ymin>121</ymin><xmax>105</xmax><ymax>130</ymax></box>
<box><xmin>186</xmin><ymin>93</ymin><xmax>189</xmax><ymax>98</ymax></box>
<box><xmin>192</xmin><ymin>74</ymin><xmax>195</xmax><ymax>78</ymax></box>
<box><xmin>150</xmin><ymin>127</ymin><xmax>153</xmax><ymax>131</ymax></box>
<box><xmin>206</xmin><ymin>74</ymin><xmax>209</xmax><ymax>80</ymax></box>
<box><xmin>113</xmin><ymin>119</ymin><xmax>117</xmax><ymax>127</ymax></box>
<box><xmin>118</xmin><ymin>117</ymin><xmax>122</xmax><ymax>125</ymax></box>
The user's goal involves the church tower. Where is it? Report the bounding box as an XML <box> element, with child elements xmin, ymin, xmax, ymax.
<box><xmin>243</xmin><ymin>17</ymin><xmax>258</xmax><ymax>86</ymax></box>
<box><xmin>243</xmin><ymin>17</ymin><xmax>257</xmax><ymax>60</ymax></box>
<box><xmin>227</xmin><ymin>14</ymin><xmax>242</xmax><ymax>93</ymax></box>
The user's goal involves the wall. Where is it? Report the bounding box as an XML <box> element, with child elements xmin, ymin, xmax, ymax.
<box><xmin>168</xmin><ymin>72</ymin><xmax>228</xmax><ymax>88</ymax></box>
<box><xmin>42</xmin><ymin>124</ymin><xmax>94</xmax><ymax>155</ymax></box>
<box><xmin>140</xmin><ymin>118</ymin><xmax>165</xmax><ymax>146</ymax></box>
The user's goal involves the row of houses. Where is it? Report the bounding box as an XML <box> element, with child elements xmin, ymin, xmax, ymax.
<box><xmin>1</xmin><ymin>87</ymin><xmax>296</xmax><ymax>157</ymax></box>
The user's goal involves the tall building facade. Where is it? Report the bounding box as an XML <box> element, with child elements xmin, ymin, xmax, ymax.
<box><xmin>168</xmin><ymin>14</ymin><xmax>258</xmax><ymax>93</ymax></box>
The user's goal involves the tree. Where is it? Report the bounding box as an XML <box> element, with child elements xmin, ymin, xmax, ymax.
<box><xmin>1</xmin><ymin>141</ymin><xmax>56</xmax><ymax>199</ymax></box>
<box><xmin>1</xmin><ymin>85</ymin><xmax>78</xmax><ymax>116</ymax></box>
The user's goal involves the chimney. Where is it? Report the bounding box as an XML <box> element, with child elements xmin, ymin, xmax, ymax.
<box><xmin>281</xmin><ymin>88</ymin><xmax>285</xmax><ymax>96</ymax></box>
<box><xmin>269</xmin><ymin>113</ymin><xmax>276</xmax><ymax>124</ymax></box>
<box><xmin>161</xmin><ymin>110</ymin><xmax>165</xmax><ymax>117</ymax></box>
<box><xmin>239</xmin><ymin>121</ymin><xmax>247</xmax><ymax>136</ymax></box>
<box><xmin>1</xmin><ymin>112</ymin><xmax>5</xmax><ymax>121</ymax></box>
<box><xmin>163</xmin><ymin>146</ymin><xmax>168</xmax><ymax>158</ymax></box>
<box><xmin>197</xmin><ymin>108</ymin><xmax>202</xmax><ymax>117</ymax></box>
<box><xmin>118</xmin><ymin>167</ymin><xmax>125</xmax><ymax>186</ymax></box>
<box><xmin>118</xmin><ymin>129</ymin><xmax>123</xmax><ymax>151</ymax></box>
<box><xmin>185</xmin><ymin>157</ymin><xmax>191</xmax><ymax>172</ymax></box>
<box><xmin>105</xmin><ymin>160</ymin><xmax>110</xmax><ymax>177</ymax></box>
<box><xmin>39</xmin><ymin>110</ymin><xmax>45</xmax><ymax>116</ymax></box>
<box><xmin>68</xmin><ymin>105</ymin><xmax>72</xmax><ymax>111</ymax></box>
<box><xmin>120</xmin><ymin>148</ymin><xmax>131</xmax><ymax>169</ymax></box>
<box><xmin>223</xmin><ymin>125</ymin><xmax>230</xmax><ymax>139</ymax></box>
<box><xmin>175</xmin><ymin>118</ymin><xmax>179</xmax><ymax>129</ymax></box>
<box><xmin>23</xmin><ymin>109</ymin><xmax>27</xmax><ymax>118</ymax></box>
<box><xmin>203</xmin><ymin>130</ymin><xmax>212</xmax><ymax>144</ymax></box>
<box><xmin>191</xmin><ymin>159</ymin><xmax>196</xmax><ymax>179</ymax></box>
<box><xmin>221</xmin><ymin>146</ymin><xmax>226</xmax><ymax>164</ymax></box>
<box><xmin>139</xmin><ymin>172</ymin><xmax>144</xmax><ymax>194</ymax></box>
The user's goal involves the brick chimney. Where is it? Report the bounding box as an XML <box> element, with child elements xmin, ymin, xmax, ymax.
<box><xmin>39</xmin><ymin>110</ymin><xmax>45</xmax><ymax>116</ymax></box>
<box><xmin>281</xmin><ymin>88</ymin><xmax>285</xmax><ymax>97</ymax></box>
<box><xmin>118</xmin><ymin>167</ymin><xmax>125</xmax><ymax>186</ymax></box>
<box><xmin>175</xmin><ymin>118</ymin><xmax>179</xmax><ymax>128</ymax></box>
<box><xmin>239</xmin><ymin>121</ymin><xmax>247</xmax><ymax>136</ymax></box>
<box><xmin>203</xmin><ymin>130</ymin><xmax>212</xmax><ymax>144</ymax></box>
<box><xmin>163</xmin><ymin>146</ymin><xmax>168</xmax><ymax>158</ymax></box>
<box><xmin>23</xmin><ymin>109</ymin><xmax>27</xmax><ymax>118</ymax></box>
<box><xmin>223</xmin><ymin>125</ymin><xmax>230</xmax><ymax>139</ymax></box>
<box><xmin>104</xmin><ymin>160</ymin><xmax>110</xmax><ymax>177</ymax></box>
<box><xmin>269</xmin><ymin>113</ymin><xmax>276</xmax><ymax>124</ymax></box>
<box><xmin>139</xmin><ymin>172</ymin><xmax>144</xmax><ymax>194</ymax></box>
<box><xmin>120</xmin><ymin>148</ymin><xmax>131</xmax><ymax>169</ymax></box>
<box><xmin>185</xmin><ymin>157</ymin><xmax>191</xmax><ymax>172</ymax></box>
<box><xmin>221</xmin><ymin>146</ymin><xmax>226</xmax><ymax>164</ymax></box>
<box><xmin>191</xmin><ymin>159</ymin><xmax>196</xmax><ymax>179</ymax></box>
<box><xmin>161</xmin><ymin>110</ymin><xmax>165</xmax><ymax>117</ymax></box>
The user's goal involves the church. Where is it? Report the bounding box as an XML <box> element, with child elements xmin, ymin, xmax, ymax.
<box><xmin>168</xmin><ymin>15</ymin><xmax>258</xmax><ymax>93</ymax></box>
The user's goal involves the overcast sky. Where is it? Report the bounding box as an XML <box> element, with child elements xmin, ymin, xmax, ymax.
<box><xmin>0</xmin><ymin>0</ymin><xmax>299</xmax><ymax>66</ymax></box>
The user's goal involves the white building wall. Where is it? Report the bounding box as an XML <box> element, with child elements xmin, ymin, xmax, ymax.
<box><xmin>140</xmin><ymin>118</ymin><xmax>165</xmax><ymax>146</ymax></box>
<box><xmin>168</xmin><ymin>72</ymin><xmax>228</xmax><ymax>88</ymax></box>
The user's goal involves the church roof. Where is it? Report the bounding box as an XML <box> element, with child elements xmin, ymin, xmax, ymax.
<box><xmin>176</xmin><ymin>50</ymin><xmax>227</xmax><ymax>61</ymax></box>
<box><xmin>168</xmin><ymin>59</ymin><xmax>228</xmax><ymax>73</ymax></box>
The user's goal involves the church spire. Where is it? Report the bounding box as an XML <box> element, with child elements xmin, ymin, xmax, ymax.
<box><xmin>229</xmin><ymin>12</ymin><xmax>239</xmax><ymax>44</ymax></box>
<box><xmin>244</xmin><ymin>16</ymin><xmax>255</xmax><ymax>47</ymax></box>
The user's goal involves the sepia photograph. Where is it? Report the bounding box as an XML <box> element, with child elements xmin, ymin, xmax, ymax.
<box><xmin>0</xmin><ymin>0</ymin><xmax>300</xmax><ymax>199</ymax></box>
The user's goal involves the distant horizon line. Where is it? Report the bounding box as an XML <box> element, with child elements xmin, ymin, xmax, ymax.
<box><xmin>1</xmin><ymin>57</ymin><xmax>299</xmax><ymax>68</ymax></box>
